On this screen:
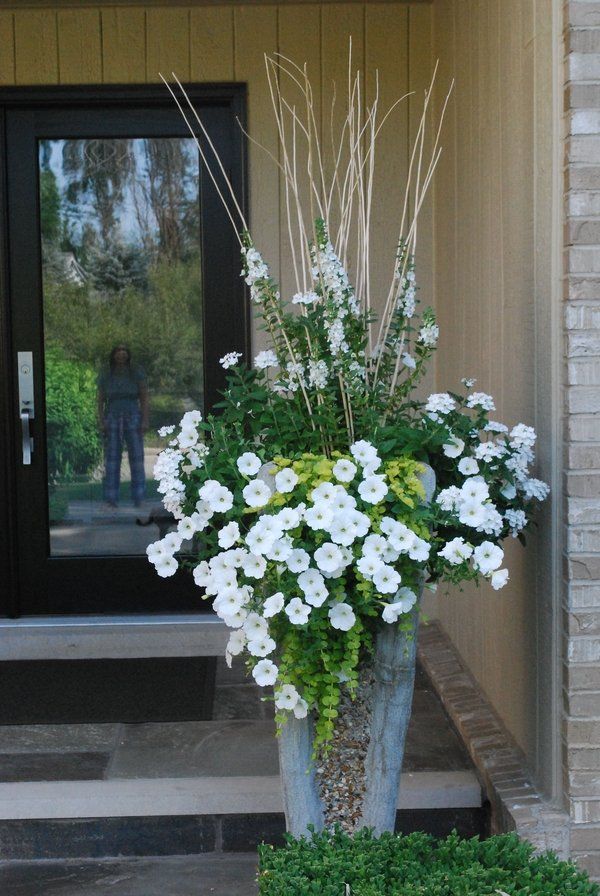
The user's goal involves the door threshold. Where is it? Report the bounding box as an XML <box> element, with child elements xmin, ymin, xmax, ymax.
<box><xmin>0</xmin><ymin>615</ymin><xmax>228</xmax><ymax>661</ymax></box>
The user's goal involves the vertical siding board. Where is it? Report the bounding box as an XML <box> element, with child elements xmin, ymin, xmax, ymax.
<box><xmin>0</xmin><ymin>12</ymin><xmax>15</xmax><ymax>85</ymax></box>
<box><xmin>365</xmin><ymin>3</ymin><xmax>409</xmax><ymax>323</ymax></box>
<box><xmin>277</xmin><ymin>3</ymin><xmax>321</xmax><ymax>301</ymax></box>
<box><xmin>57</xmin><ymin>9</ymin><xmax>102</xmax><ymax>85</ymax></box>
<box><xmin>407</xmin><ymin>3</ymin><xmax>434</xmax><ymax>392</ymax></box>
<box><xmin>146</xmin><ymin>8</ymin><xmax>190</xmax><ymax>84</ymax></box>
<box><xmin>234</xmin><ymin>4</ymin><xmax>279</xmax><ymax>352</ymax></box>
<box><xmin>190</xmin><ymin>6</ymin><xmax>234</xmax><ymax>82</ymax></box>
<box><xmin>14</xmin><ymin>10</ymin><xmax>58</xmax><ymax>84</ymax></box>
<box><xmin>101</xmin><ymin>9</ymin><xmax>146</xmax><ymax>84</ymax></box>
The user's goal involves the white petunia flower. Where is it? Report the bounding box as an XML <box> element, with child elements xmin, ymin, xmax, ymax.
<box><xmin>225</xmin><ymin>629</ymin><xmax>247</xmax><ymax>667</ymax></box>
<box><xmin>293</xmin><ymin>697</ymin><xmax>309</xmax><ymax>719</ymax></box>
<box><xmin>461</xmin><ymin>478</ymin><xmax>490</xmax><ymax>503</ymax></box>
<box><xmin>222</xmin><ymin>608</ymin><xmax>248</xmax><ymax>629</ymax></box>
<box><xmin>358</xmin><ymin>475</ymin><xmax>388</xmax><ymax>505</ymax></box>
<box><xmin>373</xmin><ymin>565</ymin><xmax>402</xmax><ymax>594</ymax></box>
<box><xmin>382</xmin><ymin>588</ymin><xmax>417</xmax><ymax>623</ymax></box>
<box><xmin>155</xmin><ymin>555</ymin><xmax>178</xmax><ymax>578</ymax></box>
<box><xmin>362</xmin><ymin>534</ymin><xmax>388</xmax><ymax>558</ymax></box>
<box><xmin>243</xmin><ymin>479</ymin><xmax>272</xmax><ymax>508</ymax></box>
<box><xmin>298</xmin><ymin>568</ymin><xmax>326</xmax><ymax>596</ymax></box>
<box><xmin>274</xmin><ymin>506</ymin><xmax>301</xmax><ymax>530</ymax></box>
<box><xmin>491</xmin><ymin>568</ymin><xmax>510</xmax><ymax>590</ymax></box>
<box><xmin>237</xmin><ymin>452</ymin><xmax>262</xmax><ymax>476</ymax></box>
<box><xmin>500</xmin><ymin>482</ymin><xmax>517</xmax><ymax>500</ymax></box>
<box><xmin>328</xmin><ymin>517</ymin><xmax>358</xmax><ymax>547</ymax></box>
<box><xmin>177</xmin><ymin>517</ymin><xmax>196</xmax><ymax>540</ymax></box>
<box><xmin>350</xmin><ymin>440</ymin><xmax>379</xmax><ymax>466</ymax></box>
<box><xmin>285</xmin><ymin>598</ymin><xmax>312</xmax><ymax>625</ymax></box>
<box><xmin>332</xmin><ymin>458</ymin><xmax>357</xmax><ymax>483</ymax></box>
<box><xmin>473</xmin><ymin>541</ymin><xmax>504</xmax><ymax>574</ymax></box>
<box><xmin>218</xmin><ymin>521</ymin><xmax>240</xmax><ymax>549</ymax></box>
<box><xmin>311</xmin><ymin>482</ymin><xmax>337</xmax><ymax>503</ymax></box>
<box><xmin>304</xmin><ymin>504</ymin><xmax>334</xmax><ymax>531</ymax></box>
<box><xmin>247</xmin><ymin>636</ymin><xmax>276</xmax><ymax>658</ymax></box>
<box><xmin>458</xmin><ymin>457</ymin><xmax>479</xmax><ymax>476</ymax></box>
<box><xmin>356</xmin><ymin>555</ymin><xmax>384</xmax><ymax>580</ymax></box>
<box><xmin>458</xmin><ymin>500</ymin><xmax>487</xmax><ymax>528</ymax></box>
<box><xmin>243</xmin><ymin>612</ymin><xmax>269</xmax><ymax>640</ymax></box>
<box><xmin>275</xmin><ymin>684</ymin><xmax>301</xmax><ymax>710</ymax></box>
<box><xmin>265</xmin><ymin>537</ymin><xmax>293</xmax><ymax>563</ymax></box>
<box><xmin>328</xmin><ymin>602</ymin><xmax>356</xmax><ymax>631</ymax></box>
<box><xmin>408</xmin><ymin>538</ymin><xmax>430</xmax><ymax>562</ymax></box>
<box><xmin>252</xmin><ymin>659</ymin><xmax>278</xmax><ymax>686</ymax></box>
<box><xmin>439</xmin><ymin>537</ymin><xmax>474</xmax><ymax>565</ymax></box>
<box><xmin>263</xmin><ymin>592</ymin><xmax>285</xmax><ymax>617</ymax></box>
<box><xmin>275</xmin><ymin>468</ymin><xmax>299</xmax><ymax>493</ymax></box>
<box><xmin>286</xmin><ymin>548</ymin><xmax>311</xmax><ymax>573</ymax></box>
<box><xmin>193</xmin><ymin>561</ymin><xmax>212</xmax><ymax>588</ymax></box>
<box><xmin>443</xmin><ymin>435</ymin><xmax>465</xmax><ymax>458</ymax></box>
<box><xmin>314</xmin><ymin>542</ymin><xmax>344</xmax><ymax>573</ymax></box>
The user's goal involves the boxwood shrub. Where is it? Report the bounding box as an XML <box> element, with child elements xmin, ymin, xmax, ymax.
<box><xmin>258</xmin><ymin>829</ymin><xmax>598</xmax><ymax>895</ymax></box>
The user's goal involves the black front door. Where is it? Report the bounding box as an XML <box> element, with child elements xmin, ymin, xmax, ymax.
<box><xmin>0</xmin><ymin>86</ymin><xmax>247</xmax><ymax>617</ymax></box>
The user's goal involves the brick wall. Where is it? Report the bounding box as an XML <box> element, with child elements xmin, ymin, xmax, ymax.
<box><xmin>564</xmin><ymin>0</ymin><xmax>600</xmax><ymax>879</ymax></box>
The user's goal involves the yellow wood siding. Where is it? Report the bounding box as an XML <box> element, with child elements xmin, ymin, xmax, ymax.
<box><xmin>431</xmin><ymin>0</ymin><xmax>559</xmax><ymax>790</ymax></box>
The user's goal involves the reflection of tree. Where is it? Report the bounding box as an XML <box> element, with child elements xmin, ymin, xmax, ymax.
<box><xmin>40</xmin><ymin>137</ymin><xmax>204</xmax><ymax>419</ymax></box>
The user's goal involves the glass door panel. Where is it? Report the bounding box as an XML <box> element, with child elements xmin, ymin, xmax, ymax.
<box><xmin>40</xmin><ymin>137</ymin><xmax>202</xmax><ymax>557</ymax></box>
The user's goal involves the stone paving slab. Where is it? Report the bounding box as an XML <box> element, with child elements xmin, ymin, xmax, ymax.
<box><xmin>0</xmin><ymin>854</ymin><xmax>258</xmax><ymax>896</ymax></box>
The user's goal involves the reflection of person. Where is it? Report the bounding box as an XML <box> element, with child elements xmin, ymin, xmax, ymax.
<box><xmin>97</xmin><ymin>345</ymin><xmax>149</xmax><ymax>508</ymax></box>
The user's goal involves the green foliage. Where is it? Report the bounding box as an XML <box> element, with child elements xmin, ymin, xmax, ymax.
<box><xmin>258</xmin><ymin>829</ymin><xmax>599</xmax><ymax>896</ymax></box>
<box><xmin>45</xmin><ymin>348</ymin><xmax>102</xmax><ymax>483</ymax></box>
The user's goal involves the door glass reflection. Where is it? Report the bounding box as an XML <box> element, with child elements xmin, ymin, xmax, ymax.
<box><xmin>39</xmin><ymin>137</ymin><xmax>202</xmax><ymax>556</ymax></box>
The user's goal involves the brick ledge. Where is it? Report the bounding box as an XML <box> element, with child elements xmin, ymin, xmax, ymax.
<box><xmin>418</xmin><ymin>621</ymin><xmax>570</xmax><ymax>858</ymax></box>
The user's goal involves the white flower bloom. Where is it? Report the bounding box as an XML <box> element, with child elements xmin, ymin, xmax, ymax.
<box><xmin>382</xmin><ymin>588</ymin><xmax>417</xmax><ymax>623</ymax></box>
<box><xmin>523</xmin><ymin>478</ymin><xmax>550</xmax><ymax>501</ymax></box>
<box><xmin>439</xmin><ymin>537</ymin><xmax>473</xmax><ymax>565</ymax></box>
<box><xmin>275</xmin><ymin>684</ymin><xmax>301</xmax><ymax>710</ymax></box>
<box><xmin>243</xmin><ymin>612</ymin><xmax>269</xmax><ymax>640</ymax></box>
<box><xmin>293</xmin><ymin>697</ymin><xmax>309</xmax><ymax>719</ymax></box>
<box><xmin>297</xmin><ymin>569</ymin><xmax>326</xmax><ymax>596</ymax></box>
<box><xmin>237</xmin><ymin>452</ymin><xmax>262</xmax><ymax>476</ymax></box>
<box><xmin>218</xmin><ymin>521</ymin><xmax>240</xmax><ymax>549</ymax></box>
<box><xmin>146</xmin><ymin>540</ymin><xmax>167</xmax><ymax>564</ymax></box>
<box><xmin>458</xmin><ymin>457</ymin><xmax>479</xmax><ymax>476</ymax></box>
<box><xmin>275</xmin><ymin>468</ymin><xmax>299</xmax><ymax>493</ymax></box>
<box><xmin>214</xmin><ymin>591</ymin><xmax>245</xmax><ymax>618</ymax></box>
<box><xmin>314</xmin><ymin>542</ymin><xmax>344</xmax><ymax>573</ymax></box>
<box><xmin>473</xmin><ymin>541</ymin><xmax>504</xmax><ymax>574</ymax></box>
<box><xmin>466</xmin><ymin>392</ymin><xmax>495</xmax><ymax>411</ymax></box>
<box><xmin>436</xmin><ymin>486</ymin><xmax>462</xmax><ymax>512</ymax></box>
<box><xmin>500</xmin><ymin>482</ymin><xmax>517</xmax><ymax>500</ymax></box>
<box><xmin>285</xmin><ymin>598</ymin><xmax>312</xmax><ymax>625</ymax></box>
<box><xmin>304</xmin><ymin>504</ymin><xmax>334</xmax><ymax>531</ymax></box>
<box><xmin>362</xmin><ymin>534</ymin><xmax>388</xmax><ymax>558</ymax></box>
<box><xmin>176</xmin><ymin>517</ymin><xmax>195</xmax><ymax>540</ymax></box>
<box><xmin>311</xmin><ymin>482</ymin><xmax>337</xmax><ymax>503</ymax></box>
<box><xmin>458</xmin><ymin>500</ymin><xmax>487</xmax><ymax>528</ymax></box>
<box><xmin>219</xmin><ymin>351</ymin><xmax>242</xmax><ymax>369</ymax></box>
<box><xmin>328</xmin><ymin>602</ymin><xmax>356</xmax><ymax>631</ymax></box>
<box><xmin>356</xmin><ymin>555</ymin><xmax>384</xmax><ymax>580</ymax></box>
<box><xmin>418</xmin><ymin>323</ymin><xmax>439</xmax><ymax>347</ymax></box>
<box><xmin>509</xmin><ymin>423</ymin><xmax>536</xmax><ymax>451</ymax></box>
<box><xmin>373</xmin><ymin>565</ymin><xmax>402</xmax><ymax>594</ymax></box>
<box><xmin>485</xmin><ymin>421</ymin><xmax>509</xmax><ymax>434</ymax></box>
<box><xmin>304</xmin><ymin>586</ymin><xmax>328</xmax><ymax>608</ymax></box>
<box><xmin>358</xmin><ymin>474</ymin><xmax>388</xmax><ymax>505</ymax></box>
<box><xmin>461</xmin><ymin>478</ymin><xmax>490</xmax><ymax>503</ymax></box>
<box><xmin>252</xmin><ymin>659</ymin><xmax>278</xmax><ymax>687</ymax></box>
<box><xmin>473</xmin><ymin>441</ymin><xmax>507</xmax><ymax>463</ymax></box>
<box><xmin>286</xmin><ymin>548</ymin><xmax>311</xmax><ymax>573</ymax></box>
<box><xmin>402</xmin><ymin>352</ymin><xmax>416</xmax><ymax>370</ymax></box>
<box><xmin>350</xmin><ymin>510</ymin><xmax>371</xmax><ymax>538</ymax></box>
<box><xmin>266</xmin><ymin>537</ymin><xmax>293</xmax><ymax>563</ymax></box>
<box><xmin>254</xmin><ymin>350</ymin><xmax>278</xmax><ymax>369</ymax></box>
<box><xmin>225</xmin><ymin>630</ymin><xmax>247</xmax><ymax>667</ymax></box>
<box><xmin>331</xmin><ymin>489</ymin><xmax>357</xmax><ymax>513</ymax></box>
<box><xmin>308</xmin><ymin>359</ymin><xmax>329</xmax><ymax>389</ymax></box>
<box><xmin>350</xmin><ymin>440</ymin><xmax>379</xmax><ymax>466</ymax></box>
<box><xmin>387</xmin><ymin>524</ymin><xmax>417</xmax><ymax>554</ymax></box>
<box><xmin>241</xmin><ymin>553</ymin><xmax>267</xmax><ymax>579</ymax></box>
<box><xmin>505</xmin><ymin>508</ymin><xmax>527</xmax><ymax>536</ymax></box>
<box><xmin>247</xmin><ymin>636</ymin><xmax>276</xmax><ymax>658</ymax></box>
<box><xmin>192</xmin><ymin>560</ymin><xmax>212</xmax><ymax>588</ymax></box>
<box><xmin>158</xmin><ymin>424</ymin><xmax>176</xmax><ymax>437</ymax></box>
<box><xmin>274</xmin><ymin>506</ymin><xmax>301</xmax><ymax>530</ymax></box>
<box><xmin>328</xmin><ymin>517</ymin><xmax>358</xmax><ymax>547</ymax></box>
<box><xmin>222</xmin><ymin>608</ymin><xmax>248</xmax><ymax>629</ymax></box>
<box><xmin>243</xmin><ymin>479</ymin><xmax>272</xmax><ymax>508</ymax></box>
<box><xmin>425</xmin><ymin>393</ymin><xmax>456</xmax><ymax>417</ymax></box>
<box><xmin>491</xmin><ymin>568</ymin><xmax>510</xmax><ymax>590</ymax></box>
<box><xmin>443</xmin><ymin>436</ymin><xmax>465</xmax><ymax>458</ymax></box>
<box><xmin>178</xmin><ymin>429</ymin><xmax>198</xmax><ymax>449</ymax></box>
<box><xmin>263</xmin><ymin>592</ymin><xmax>285</xmax><ymax>617</ymax></box>
<box><xmin>479</xmin><ymin>505</ymin><xmax>504</xmax><ymax>537</ymax></box>
<box><xmin>155</xmin><ymin>555</ymin><xmax>178</xmax><ymax>578</ymax></box>
<box><xmin>292</xmin><ymin>290</ymin><xmax>319</xmax><ymax>305</ymax></box>
<box><xmin>332</xmin><ymin>458</ymin><xmax>357</xmax><ymax>483</ymax></box>
<box><xmin>408</xmin><ymin>538</ymin><xmax>430</xmax><ymax>562</ymax></box>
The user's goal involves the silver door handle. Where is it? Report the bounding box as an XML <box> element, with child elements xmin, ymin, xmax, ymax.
<box><xmin>21</xmin><ymin>409</ymin><xmax>33</xmax><ymax>465</ymax></box>
<box><xmin>18</xmin><ymin>351</ymin><xmax>35</xmax><ymax>466</ymax></box>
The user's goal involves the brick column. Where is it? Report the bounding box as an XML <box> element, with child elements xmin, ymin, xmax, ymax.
<box><xmin>564</xmin><ymin>0</ymin><xmax>600</xmax><ymax>880</ymax></box>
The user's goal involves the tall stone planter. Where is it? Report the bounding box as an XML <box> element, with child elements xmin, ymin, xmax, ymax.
<box><xmin>277</xmin><ymin>465</ymin><xmax>435</xmax><ymax>837</ymax></box>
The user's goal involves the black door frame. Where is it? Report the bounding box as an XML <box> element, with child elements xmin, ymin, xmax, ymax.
<box><xmin>0</xmin><ymin>83</ymin><xmax>248</xmax><ymax>618</ymax></box>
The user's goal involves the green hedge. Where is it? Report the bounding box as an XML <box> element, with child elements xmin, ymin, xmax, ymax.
<box><xmin>258</xmin><ymin>829</ymin><xmax>598</xmax><ymax>896</ymax></box>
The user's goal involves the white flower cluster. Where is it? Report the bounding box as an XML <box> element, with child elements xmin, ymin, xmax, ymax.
<box><xmin>168</xmin><ymin>440</ymin><xmax>433</xmax><ymax>720</ymax></box>
<box><xmin>312</xmin><ymin>238</ymin><xmax>359</xmax><ymax>359</ymax></box>
<box><xmin>438</xmin><ymin>537</ymin><xmax>508</xmax><ymax>590</ymax></box>
<box><xmin>242</xmin><ymin>246</ymin><xmax>269</xmax><ymax>303</ymax></box>
<box><xmin>220</xmin><ymin>351</ymin><xmax>242</xmax><ymax>370</ymax></box>
<box><xmin>436</xmin><ymin>477</ymin><xmax>504</xmax><ymax>538</ymax></box>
